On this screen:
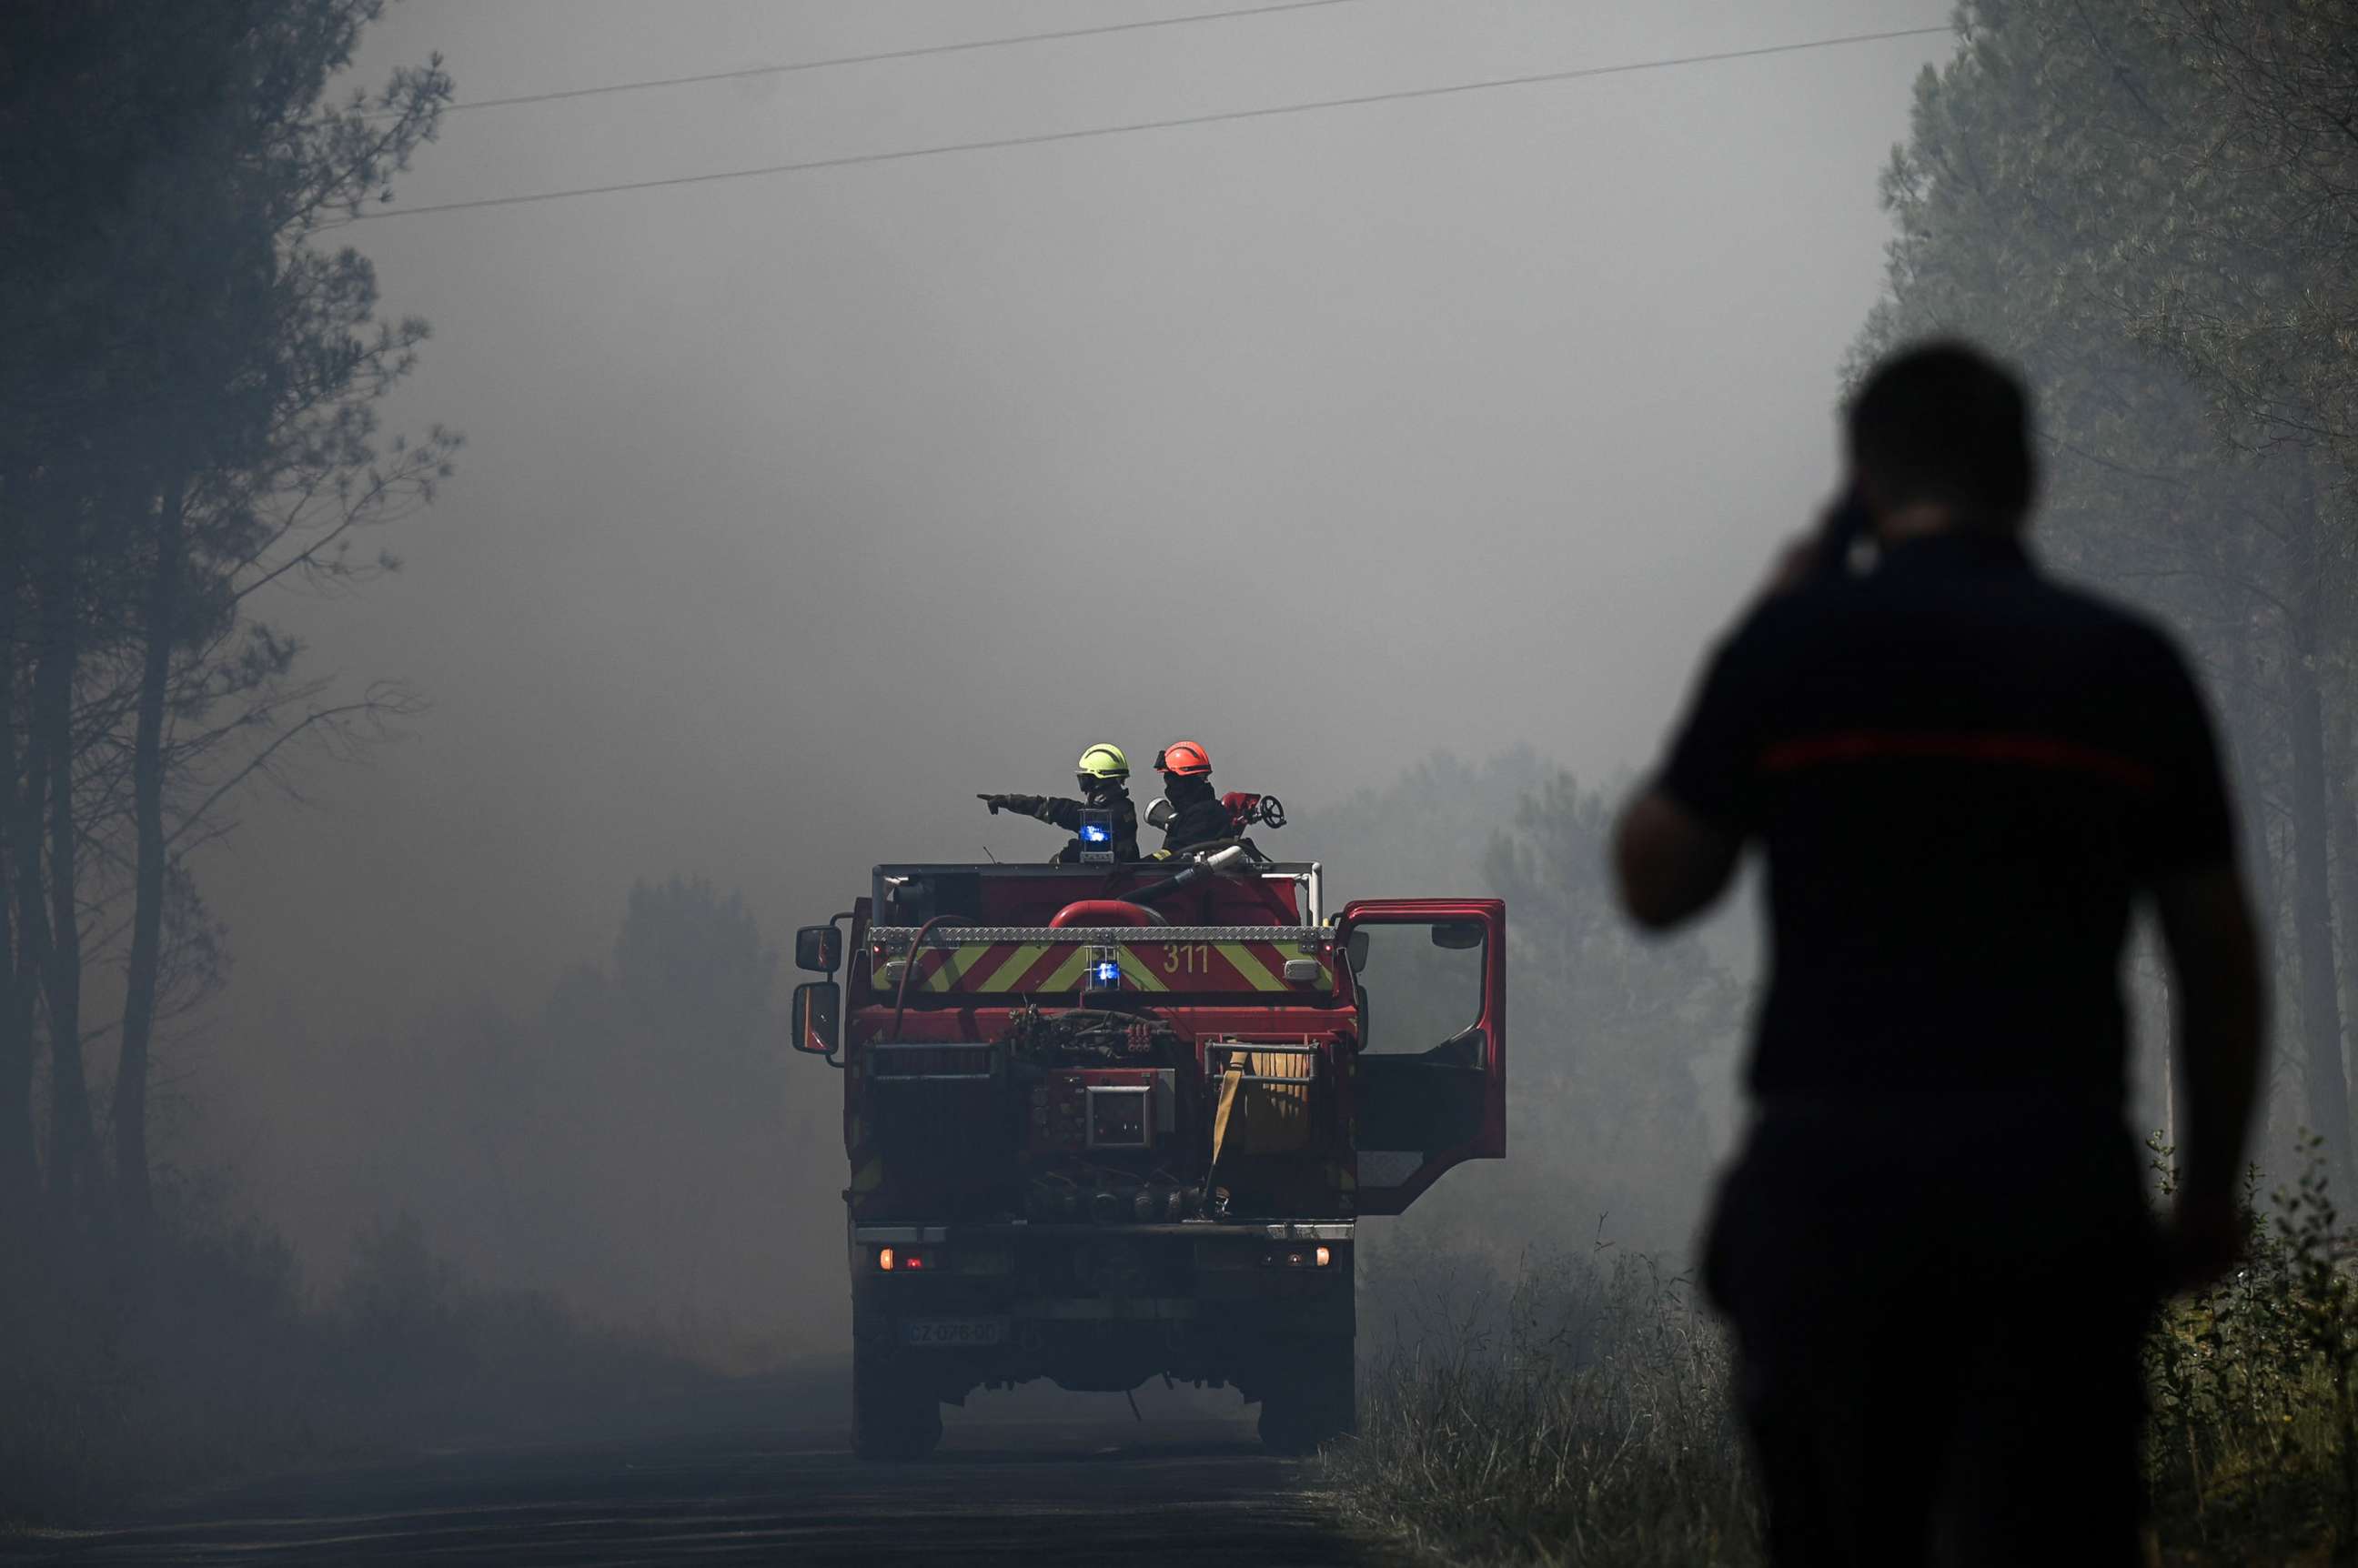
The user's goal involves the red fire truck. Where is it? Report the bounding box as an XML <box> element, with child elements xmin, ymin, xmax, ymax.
<box><xmin>789</xmin><ymin>839</ymin><xmax>1505</xmax><ymax>1457</ymax></box>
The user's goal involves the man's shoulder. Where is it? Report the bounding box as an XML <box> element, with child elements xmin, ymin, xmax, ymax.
<box><xmin>1705</xmin><ymin>558</ymin><xmax>2202</xmax><ymax>721</ymax></box>
<box><xmin>1714</xmin><ymin>573</ymin><xmax>1858</xmax><ymax>661</ymax></box>
<box><xmin>1758</xmin><ymin>553</ymin><xmax>2182</xmax><ymax>649</ymax></box>
<box><xmin>2020</xmin><ymin>570</ymin><xmax>2195</xmax><ymax>674</ymax></box>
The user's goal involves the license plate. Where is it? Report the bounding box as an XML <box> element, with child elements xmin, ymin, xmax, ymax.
<box><xmin>900</xmin><ymin>1317</ymin><xmax>1008</xmax><ymax>1348</ymax></box>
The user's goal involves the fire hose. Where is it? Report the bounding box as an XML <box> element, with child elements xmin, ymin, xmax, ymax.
<box><xmin>888</xmin><ymin>914</ymin><xmax>972</xmax><ymax>1041</ymax></box>
<box><xmin>1121</xmin><ymin>843</ymin><xmax>1251</xmax><ymax>908</ymax></box>
<box><xmin>1046</xmin><ymin>900</ymin><xmax>1164</xmax><ymax>928</ymax></box>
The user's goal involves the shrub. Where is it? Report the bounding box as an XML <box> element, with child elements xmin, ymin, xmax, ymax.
<box><xmin>0</xmin><ymin>1211</ymin><xmax>321</xmax><ymax>1522</ymax></box>
<box><xmin>0</xmin><ymin>1205</ymin><xmax>706</xmax><ymax>1525</ymax></box>
<box><xmin>1339</xmin><ymin>1138</ymin><xmax>2358</xmax><ymax>1566</ymax></box>
<box><xmin>1332</xmin><ymin>1247</ymin><xmax>1762</xmax><ymax>1567</ymax></box>
<box><xmin>2143</xmin><ymin>1132</ymin><xmax>2358</xmax><ymax>1561</ymax></box>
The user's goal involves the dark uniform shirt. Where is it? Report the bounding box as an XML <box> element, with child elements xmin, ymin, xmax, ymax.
<box><xmin>1658</xmin><ymin>530</ymin><xmax>2232</xmax><ymax>1103</ymax></box>
<box><xmin>1158</xmin><ymin>779</ymin><xmax>1234</xmax><ymax>855</ymax></box>
<box><xmin>999</xmin><ymin>786</ymin><xmax>1140</xmax><ymax>862</ymax></box>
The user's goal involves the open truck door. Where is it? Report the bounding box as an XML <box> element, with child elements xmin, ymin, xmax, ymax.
<box><xmin>1336</xmin><ymin>899</ymin><xmax>1506</xmax><ymax>1215</ymax></box>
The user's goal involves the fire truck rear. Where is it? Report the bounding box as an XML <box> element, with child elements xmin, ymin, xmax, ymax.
<box><xmin>788</xmin><ymin>845</ymin><xmax>1505</xmax><ymax>1458</ymax></box>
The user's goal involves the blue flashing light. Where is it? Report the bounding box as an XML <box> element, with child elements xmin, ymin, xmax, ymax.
<box><xmin>1092</xmin><ymin>959</ymin><xmax>1123</xmax><ymax>987</ymax></box>
<box><xmin>1080</xmin><ymin>822</ymin><xmax>1112</xmax><ymax>844</ymax></box>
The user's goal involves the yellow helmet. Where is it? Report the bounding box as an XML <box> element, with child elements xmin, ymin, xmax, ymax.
<box><xmin>1075</xmin><ymin>742</ymin><xmax>1130</xmax><ymax>782</ymax></box>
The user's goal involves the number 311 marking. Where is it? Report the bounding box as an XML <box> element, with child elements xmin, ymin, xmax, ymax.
<box><xmin>1161</xmin><ymin>943</ymin><xmax>1212</xmax><ymax>975</ymax></box>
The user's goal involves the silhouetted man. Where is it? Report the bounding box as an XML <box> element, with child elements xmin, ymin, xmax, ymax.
<box><xmin>1613</xmin><ymin>341</ymin><xmax>2264</xmax><ymax>1566</ymax></box>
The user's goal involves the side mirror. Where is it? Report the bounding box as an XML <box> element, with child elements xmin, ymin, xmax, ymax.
<box><xmin>1144</xmin><ymin>798</ymin><xmax>1175</xmax><ymax>830</ymax></box>
<box><xmin>791</xmin><ymin>980</ymin><xmax>840</xmax><ymax>1056</ymax></box>
<box><xmin>1345</xmin><ymin>930</ymin><xmax>1369</xmax><ymax>974</ymax></box>
<box><xmin>1430</xmin><ymin>920</ymin><xmax>1485</xmax><ymax>950</ymax></box>
<box><xmin>795</xmin><ymin>923</ymin><xmax>842</xmax><ymax>974</ymax></box>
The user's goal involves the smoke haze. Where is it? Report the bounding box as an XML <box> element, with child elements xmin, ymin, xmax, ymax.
<box><xmin>176</xmin><ymin>1</ymin><xmax>1955</xmax><ymax>1352</ymax></box>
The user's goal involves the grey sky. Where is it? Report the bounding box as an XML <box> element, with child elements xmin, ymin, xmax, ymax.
<box><xmin>195</xmin><ymin>1</ymin><xmax>1952</xmax><ymax>1262</ymax></box>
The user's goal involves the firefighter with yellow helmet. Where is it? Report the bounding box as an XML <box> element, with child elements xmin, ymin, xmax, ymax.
<box><xmin>978</xmin><ymin>743</ymin><xmax>1141</xmax><ymax>863</ymax></box>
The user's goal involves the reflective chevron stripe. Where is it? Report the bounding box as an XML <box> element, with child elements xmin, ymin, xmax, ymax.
<box><xmin>870</xmin><ymin>935</ymin><xmax>1333</xmax><ymax>995</ymax></box>
<box><xmin>1216</xmin><ymin>941</ymin><xmax>1285</xmax><ymax>991</ymax></box>
<box><xmin>1114</xmin><ymin>946</ymin><xmax>1168</xmax><ymax>992</ymax></box>
<box><xmin>1036</xmin><ymin>946</ymin><xmax>1093</xmax><ymax>992</ymax></box>
<box><xmin>918</xmin><ymin>942</ymin><xmax>993</xmax><ymax>992</ymax></box>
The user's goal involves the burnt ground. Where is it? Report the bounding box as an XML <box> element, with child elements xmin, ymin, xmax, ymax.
<box><xmin>0</xmin><ymin>1377</ymin><xmax>1398</xmax><ymax>1567</ymax></box>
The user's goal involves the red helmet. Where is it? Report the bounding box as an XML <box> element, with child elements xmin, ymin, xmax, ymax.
<box><xmin>1154</xmin><ymin>740</ymin><xmax>1213</xmax><ymax>778</ymax></box>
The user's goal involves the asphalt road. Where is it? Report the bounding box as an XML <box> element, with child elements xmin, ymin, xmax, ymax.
<box><xmin>2</xmin><ymin>1392</ymin><xmax>1396</xmax><ymax>1567</ymax></box>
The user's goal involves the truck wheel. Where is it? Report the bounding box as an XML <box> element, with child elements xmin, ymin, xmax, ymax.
<box><xmin>852</xmin><ymin>1351</ymin><xmax>942</xmax><ymax>1462</ymax></box>
<box><xmin>1257</xmin><ymin>1335</ymin><xmax>1355</xmax><ymax>1454</ymax></box>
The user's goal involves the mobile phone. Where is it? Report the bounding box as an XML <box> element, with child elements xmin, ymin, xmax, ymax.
<box><xmin>1818</xmin><ymin>487</ymin><xmax>1875</xmax><ymax>574</ymax></box>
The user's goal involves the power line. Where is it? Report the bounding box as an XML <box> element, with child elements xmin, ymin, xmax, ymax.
<box><xmin>343</xmin><ymin>24</ymin><xmax>1956</xmax><ymax>224</ymax></box>
<box><xmin>413</xmin><ymin>0</ymin><xmax>1371</xmax><ymax>117</ymax></box>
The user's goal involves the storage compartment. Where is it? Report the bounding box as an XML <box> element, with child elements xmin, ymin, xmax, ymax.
<box><xmin>1204</xmin><ymin>1041</ymin><xmax>1320</xmax><ymax>1157</ymax></box>
<box><xmin>868</xmin><ymin>1042</ymin><xmax>1007</xmax><ymax>1173</ymax></box>
<box><xmin>1027</xmin><ymin>1069</ymin><xmax>1174</xmax><ymax>1154</ymax></box>
<box><xmin>1087</xmin><ymin>1084</ymin><xmax>1152</xmax><ymax>1148</ymax></box>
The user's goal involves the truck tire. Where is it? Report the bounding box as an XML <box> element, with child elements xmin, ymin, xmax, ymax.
<box><xmin>852</xmin><ymin>1350</ymin><xmax>942</xmax><ymax>1462</ymax></box>
<box><xmin>1257</xmin><ymin>1334</ymin><xmax>1355</xmax><ymax>1454</ymax></box>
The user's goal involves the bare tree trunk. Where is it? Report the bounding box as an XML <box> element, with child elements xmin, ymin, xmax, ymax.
<box><xmin>6</xmin><ymin>684</ymin><xmax>52</xmax><ymax>1211</ymax></box>
<box><xmin>2332</xmin><ymin>696</ymin><xmax>2358</xmax><ymax>1091</ymax></box>
<box><xmin>2285</xmin><ymin>524</ymin><xmax>2352</xmax><ymax>1192</ymax></box>
<box><xmin>113</xmin><ymin>477</ymin><xmax>182</xmax><ymax>1228</ymax></box>
<box><xmin>0</xmin><ymin>838</ymin><xmax>26</xmax><ymax>1221</ymax></box>
<box><xmin>0</xmin><ymin>503</ymin><xmax>34</xmax><ymax>1220</ymax></box>
<box><xmin>2161</xmin><ymin>964</ymin><xmax>2180</xmax><ymax>1158</ymax></box>
<box><xmin>32</xmin><ymin>519</ymin><xmax>95</xmax><ymax>1219</ymax></box>
<box><xmin>2326</xmin><ymin>523</ymin><xmax>2358</xmax><ymax>1101</ymax></box>
<box><xmin>2221</xmin><ymin>591</ymin><xmax>2290</xmax><ymax>1163</ymax></box>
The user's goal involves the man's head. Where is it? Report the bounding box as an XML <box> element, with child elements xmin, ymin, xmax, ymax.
<box><xmin>1845</xmin><ymin>341</ymin><xmax>2037</xmax><ymax>531</ymax></box>
<box><xmin>1075</xmin><ymin>741</ymin><xmax>1130</xmax><ymax>797</ymax></box>
<box><xmin>1154</xmin><ymin>740</ymin><xmax>1213</xmax><ymax>799</ymax></box>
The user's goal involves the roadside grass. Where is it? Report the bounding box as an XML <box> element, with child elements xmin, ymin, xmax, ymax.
<box><xmin>1335</xmin><ymin>1247</ymin><xmax>1758</xmax><ymax>1567</ymax></box>
<box><xmin>0</xmin><ymin>1205</ymin><xmax>707</xmax><ymax>1526</ymax></box>
<box><xmin>1333</xmin><ymin>1138</ymin><xmax>2358</xmax><ymax>1567</ymax></box>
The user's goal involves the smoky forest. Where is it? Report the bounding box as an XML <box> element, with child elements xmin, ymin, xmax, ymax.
<box><xmin>4</xmin><ymin>3</ymin><xmax>2358</xmax><ymax>1564</ymax></box>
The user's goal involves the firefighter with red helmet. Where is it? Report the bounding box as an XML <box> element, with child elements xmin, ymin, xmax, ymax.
<box><xmin>1151</xmin><ymin>740</ymin><xmax>1234</xmax><ymax>855</ymax></box>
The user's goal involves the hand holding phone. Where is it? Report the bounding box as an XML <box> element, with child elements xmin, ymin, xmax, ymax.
<box><xmin>1758</xmin><ymin>488</ymin><xmax>1878</xmax><ymax>601</ymax></box>
<box><xmin>1817</xmin><ymin>487</ymin><xmax>1876</xmax><ymax>575</ymax></box>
